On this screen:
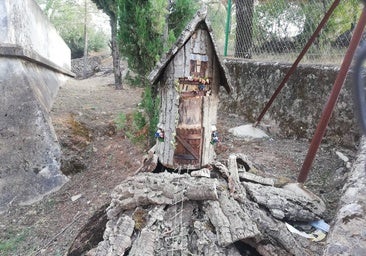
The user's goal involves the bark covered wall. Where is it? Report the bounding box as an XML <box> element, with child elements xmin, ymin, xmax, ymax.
<box><xmin>221</xmin><ymin>59</ymin><xmax>359</xmax><ymax>147</ymax></box>
<box><xmin>155</xmin><ymin>27</ymin><xmax>221</xmax><ymax>169</ymax></box>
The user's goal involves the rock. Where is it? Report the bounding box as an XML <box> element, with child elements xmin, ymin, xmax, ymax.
<box><xmin>228</xmin><ymin>124</ymin><xmax>269</xmax><ymax>140</ymax></box>
<box><xmin>190</xmin><ymin>168</ymin><xmax>211</xmax><ymax>178</ymax></box>
<box><xmin>71</xmin><ymin>194</ymin><xmax>82</xmax><ymax>202</ymax></box>
<box><xmin>335</xmin><ymin>151</ymin><xmax>349</xmax><ymax>163</ymax></box>
<box><xmin>71</xmin><ymin>55</ymin><xmax>104</xmax><ymax>79</ymax></box>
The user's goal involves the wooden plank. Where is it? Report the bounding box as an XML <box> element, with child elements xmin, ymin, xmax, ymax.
<box><xmin>184</xmin><ymin>41</ymin><xmax>191</xmax><ymax>78</ymax></box>
<box><xmin>178</xmin><ymin>77</ymin><xmax>212</xmax><ymax>85</ymax></box>
<box><xmin>173</xmin><ymin>40</ymin><xmax>185</xmax><ymax>78</ymax></box>
<box><xmin>182</xmin><ymin>133</ymin><xmax>201</xmax><ymax>139</ymax></box>
<box><xmin>174</xmin><ymin>154</ymin><xmax>196</xmax><ymax>160</ymax></box>
<box><xmin>178</xmin><ymin>96</ymin><xmax>202</xmax><ymax>126</ymax></box>
<box><xmin>175</xmin><ymin>135</ymin><xmax>199</xmax><ymax>160</ymax></box>
<box><xmin>192</xmin><ymin>30</ymin><xmax>207</xmax><ymax>55</ymax></box>
<box><xmin>201</xmin><ymin>95</ymin><xmax>218</xmax><ymax>166</ymax></box>
<box><xmin>157</xmin><ymin>61</ymin><xmax>180</xmax><ymax>167</ymax></box>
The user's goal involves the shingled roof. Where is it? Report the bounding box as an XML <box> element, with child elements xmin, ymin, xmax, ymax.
<box><xmin>148</xmin><ymin>8</ymin><xmax>232</xmax><ymax>94</ymax></box>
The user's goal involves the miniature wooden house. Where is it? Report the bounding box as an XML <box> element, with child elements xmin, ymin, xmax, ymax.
<box><xmin>148</xmin><ymin>9</ymin><xmax>232</xmax><ymax>170</ymax></box>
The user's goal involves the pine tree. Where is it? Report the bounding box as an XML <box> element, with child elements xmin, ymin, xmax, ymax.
<box><xmin>118</xmin><ymin>0</ymin><xmax>198</xmax><ymax>82</ymax></box>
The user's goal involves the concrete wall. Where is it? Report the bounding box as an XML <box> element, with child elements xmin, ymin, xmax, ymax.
<box><xmin>221</xmin><ymin>59</ymin><xmax>359</xmax><ymax>147</ymax></box>
<box><xmin>0</xmin><ymin>0</ymin><xmax>71</xmax><ymax>71</ymax></box>
<box><xmin>0</xmin><ymin>0</ymin><xmax>71</xmax><ymax>210</ymax></box>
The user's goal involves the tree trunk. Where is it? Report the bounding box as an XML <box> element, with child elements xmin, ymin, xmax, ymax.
<box><xmin>110</xmin><ymin>15</ymin><xmax>122</xmax><ymax>90</ymax></box>
<box><xmin>235</xmin><ymin>0</ymin><xmax>254</xmax><ymax>58</ymax></box>
<box><xmin>83</xmin><ymin>0</ymin><xmax>88</xmax><ymax>79</ymax></box>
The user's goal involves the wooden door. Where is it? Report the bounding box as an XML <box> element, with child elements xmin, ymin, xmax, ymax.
<box><xmin>174</xmin><ymin>96</ymin><xmax>203</xmax><ymax>167</ymax></box>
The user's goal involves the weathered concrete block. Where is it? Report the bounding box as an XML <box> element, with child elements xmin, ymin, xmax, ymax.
<box><xmin>0</xmin><ymin>0</ymin><xmax>72</xmax><ymax>209</ymax></box>
<box><xmin>0</xmin><ymin>0</ymin><xmax>71</xmax><ymax>70</ymax></box>
<box><xmin>0</xmin><ymin>59</ymin><xmax>68</xmax><ymax>208</ymax></box>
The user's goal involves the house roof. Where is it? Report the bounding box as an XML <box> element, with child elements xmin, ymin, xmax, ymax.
<box><xmin>148</xmin><ymin>8</ymin><xmax>232</xmax><ymax>94</ymax></box>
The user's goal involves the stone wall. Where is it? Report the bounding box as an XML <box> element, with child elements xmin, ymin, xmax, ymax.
<box><xmin>221</xmin><ymin>59</ymin><xmax>359</xmax><ymax>147</ymax></box>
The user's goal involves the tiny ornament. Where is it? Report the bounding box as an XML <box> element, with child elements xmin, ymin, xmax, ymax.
<box><xmin>155</xmin><ymin>128</ymin><xmax>164</xmax><ymax>142</ymax></box>
<box><xmin>211</xmin><ymin>130</ymin><xmax>219</xmax><ymax>145</ymax></box>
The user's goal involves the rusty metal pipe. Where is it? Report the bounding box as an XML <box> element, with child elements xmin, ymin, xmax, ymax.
<box><xmin>297</xmin><ymin>6</ymin><xmax>366</xmax><ymax>183</ymax></box>
<box><xmin>254</xmin><ymin>0</ymin><xmax>340</xmax><ymax>127</ymax></box>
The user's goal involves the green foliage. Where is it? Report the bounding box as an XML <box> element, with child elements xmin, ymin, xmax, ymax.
<box><xmin>88</xmin><ymin>29</ymin><xmax>109</xmax><ymax>52</ymax></box>
<box><xmin>124</xmin><ymin>71</ymin><xmax>145</xmax><ymax>87</ymax></box>
<box><xmin>116</xmin><ymin>0</ymin><xmax>197</xmax><ymax>147</ymax></box>
<box><xmin>140</xmin><ymin>86</ymin><xmax>160</xmax><ymax>146</ymax></box>
<box><xmin>118</xmin><ymin>0</ymin><xmax>164</xmax><ymax>78</ymax></box>
<box><xmin>168</xmin><ymin>0</ymin><xmax>199</xmax><ymax>38</ymax></box>
<box><xmin>326</xmin><ymin>0</ymin><xmax>361</xmax><ymax>40</ymax></box>
<box><xmin>36</xmin><ymin>0</ymin><xmax>109</xmax><ymax>58</ymax></box>
<box><xmin>118</xmin><ymin>0</ymin><xmax>198</xmax><ymax>78</ymax></box>
<box><xmin>90</xmin><ymin>0</ymin><xmax>118</xmax><ymax>17</ymax></box>
<box><xmin>247</xmin><ymin>0</ymin><xmax>362</xmax><ymax>53</ymax></box>
<box><xmin>132</xmin><ymin>111</ymin><xmax>147</xmax><ymax>132</ymax></box>
<box><xmin>114</xmin><ymin>112</ymin><xmax>145</xmax><ymax>144</ymax></box>
<box><xmin>114</xmin><ymin>86</ymin><xmax>159</xmax><ymax>147</ymax></box>
<box><xmin>115</xmin><ymin>112</ymin><xmax>127</xmax><ymax>130</ymax></box>
<box><xmin>254</xmin><ymin>0</ymin><xmax>307</xmax><ymax>40</ymax></box>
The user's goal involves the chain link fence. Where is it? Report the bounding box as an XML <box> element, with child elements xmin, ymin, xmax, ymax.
<box><xmin>207</xmin><ymin>0</ymin><xmax>363</xmax><ymax>65</ymax></box>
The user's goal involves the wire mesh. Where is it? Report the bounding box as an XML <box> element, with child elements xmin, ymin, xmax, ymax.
<box><xmin>206</xmin><ymin>0</ymin><xmax>364</xmax><ymax>65</ymax></box>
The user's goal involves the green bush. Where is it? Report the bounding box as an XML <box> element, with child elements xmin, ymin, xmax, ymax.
<box><xmin>115</xmin><ymin>113</ymin><xmax>127</xmax><ymax>131</ymax></box>
<box><xmin>140</xmin><ymin>86</ymin><xmax>160</xmax><ymax>147</ymax></box>
<box><xmin>114</xmin><ymin>86</ymin><xmax>159</xmax><ymax>148</ymax></box>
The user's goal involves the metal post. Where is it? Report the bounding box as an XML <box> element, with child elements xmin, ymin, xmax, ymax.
<box><xmin>254</xmin><ymin>0</ymin><xmax>340</xmax><ymax>127</ymax></box>
<box><xmin>83</xmin><ymin>0</ymin><xmax>88</xmax><ymax>79</ymax></box>
<box><xmin>297</xmin><ymin>5</ymin><xmax>366</xmax><ymax>183</ymax></box>
<box><xmin>224</xmin><ymin>0</ymin><xmax>232</xmax><ymax>56</ymax></box>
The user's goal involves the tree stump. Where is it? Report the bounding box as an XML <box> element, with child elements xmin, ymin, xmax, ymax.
<box><xmin>68</xmin><ymin>154</ymin><xmax>326</xmax><ymax>256</ymax></box>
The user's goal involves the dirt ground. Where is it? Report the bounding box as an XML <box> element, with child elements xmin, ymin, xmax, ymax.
<box><xmin>0</xmin><ymin>58</ymin><xmax>357</xmax><ymax>256</ymax></box>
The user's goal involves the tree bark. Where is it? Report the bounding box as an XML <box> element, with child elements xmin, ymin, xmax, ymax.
<box><xmin>67</xmin><ymin>204</ymin><xmax>109</xmax><ymax>256</ymax></box>
<box><xmin>110</xmin><ymin>14</ymin><xmax>122</xmax><ymax>90</ymax></box>
<box><xmin>72</xmin><ymin>154</ymin><xmax>327</xmax><ymax>256</ymax></box>
<box><xmin>95</xmin><ymin>215</ymin><xmax>134</xmax><ymax>256</ymax></box>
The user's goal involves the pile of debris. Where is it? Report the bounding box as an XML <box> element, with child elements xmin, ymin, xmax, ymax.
<box><xmin>71</xmin><ymin>55</ymin><xmax>104</xmax><ymax>79</ymax></box>
<box><xmin>68</xmin><ymin>154</ymin><xmax>328</xmax><ymax>256</ymax></box>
